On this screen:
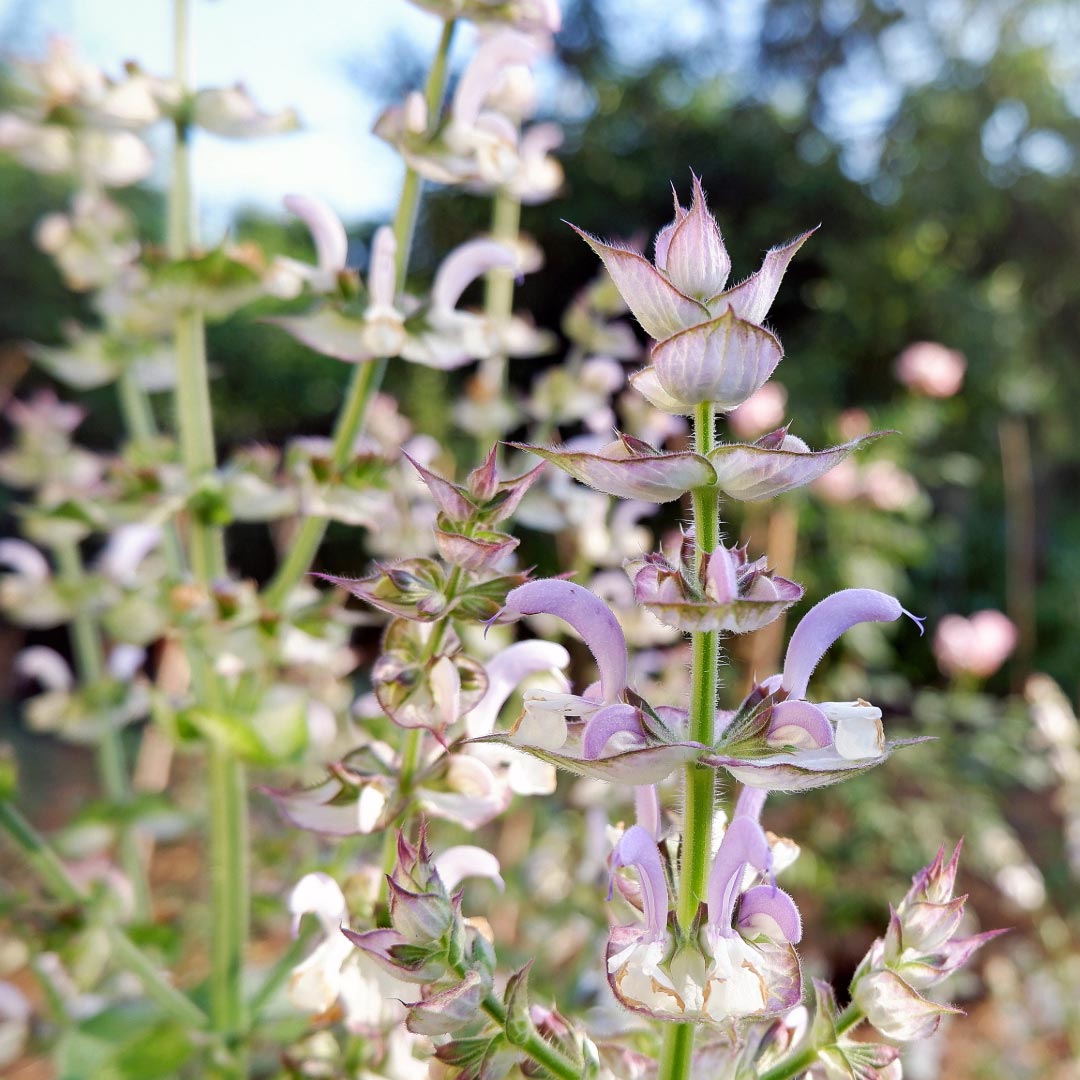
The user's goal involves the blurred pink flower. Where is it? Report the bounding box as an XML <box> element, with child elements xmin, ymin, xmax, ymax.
<box><xmin>861</xmin><ymin>460</ymin><xmax>920</xmax><ymax>511</ymax></box>
<box><xmin>933</xmin><ymin>610</ymin><xmax>1017</xmax><ymax>679</ymax></box>
<box><xmin>837</xmin><ymin>407</ymin><xmax>873</xmax><ymax>440</ymax></box>
<box><xmin>727</xmin><ymin>382</ymin><xmax>788</xmax><ymax>438</ymax></box>
<box><xmin>812</xmin><ymin>457</ymin><xmax>861</xmax><ymax>504</ymax></box>
<box><xmin>895</xmin><ymin>342</ymin><xmax>966</xmax><ymax>398</ymax></box>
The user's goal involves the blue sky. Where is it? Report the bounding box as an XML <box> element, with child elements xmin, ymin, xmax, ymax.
<box><xmin>0</xmin><ymin>0</ymin><xmax>485</xmax><ymax>233</ymax></box>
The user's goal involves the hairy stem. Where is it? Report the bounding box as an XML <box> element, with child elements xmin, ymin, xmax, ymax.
<box><xmin>0</xmin><ymin>800</ymin><xmax>207</xmax><ymax>1031</ymax></box>
<box><xmin>262</xmin><ymin>18</ymin><xmax>457</xmax><ymax>609</ymax></box>
<box><xmin>659</xmin><ymin>401</ymin><xmax>720</xmax><ymax>1080</ymax></box>
<box><xmin>478</xmin><ymin>990</ymin><xmax>580</xmax><ymax>1080</ymax></box>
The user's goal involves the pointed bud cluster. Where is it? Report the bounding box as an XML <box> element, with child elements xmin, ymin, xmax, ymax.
<box><xmin>851</xmin><ymin>843</ymin><xmax>1002</xmax><ymax>1042</ymax></box>
<box><xmin>626</xmin><ymin>540</ymin><xmax>803</xmax><ymax>634</ymax></box>
<box><xmin>406</xmin><ymin>446</ymin><xmax>544</xmax><ymax>571</ymax></box>
<box><xmin>570</xmin><ymin>175</ymin><xmax>815</xmax><ymax>412</ymax></box>
<box><xmin>343</xmin><ymin>828</ymin><xmax>499</xmax><ymax>1038</ymax></box>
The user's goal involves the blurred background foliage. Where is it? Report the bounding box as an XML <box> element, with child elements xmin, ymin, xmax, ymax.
<box><xmin>3</xmin><ymin>0</ymin><xmax>1080</xmax><ymax>1075</ymax></box>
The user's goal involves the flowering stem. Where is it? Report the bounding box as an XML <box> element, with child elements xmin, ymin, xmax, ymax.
<box><xmin>0</xmin><ymin>800</ymin><xmax>207</xmax><ymax>1031</ymax></box>
<box><xmin>262</xmin><ymin>18</ymin><xmax>457</xmax><ymax>610</ymax></box>
<box><xmin>756</xmin><ymin>1003</ymin><xmax>864</xmax><ymax>1080</ymax></box>
<box><xmin>54</xmin><ymin>540</ymin><xmax>150</xmax><ymax>921</ymax></box>
<box><xmin>660</xmin><ymin>401</ymin><xmax>720</xmax><ymax>1080</ymax></box>
<box><xmin>170</xmin><ymin>3</ymin><xmax>247</xmax><ymax>1071</ymax></box>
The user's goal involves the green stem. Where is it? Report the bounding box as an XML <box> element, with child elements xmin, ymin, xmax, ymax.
<box><xmin>170</xmin><ymin>3</ymin><xmax>246</xmax><ymax>1072</ymax></box>
<box><xmin>262</xmin><ymin>18</ymin><xmax>457</xmax><ymax>610</ymax></box>
<box><xmin>660</xmin><ymin>402</ymin><xmax>720</xmax><ymax>1080</ymax></box>
<box><xmin>247</xmin><ymin>920</ymin><xmax>318</xmax><ymax>1023</ymax></box>
<box><xmin>117</xmin><ymin>366</ymin><xmax>158</xmax><ymax>441</ymax></box>
<box><xmin>54</xmin><ymin>541</ymin><xmax>150</xmax><ymax>920</ymax></box>
<box><xmin>478</xmin><ymin>991</ymin><xmax>579</xmax><ymax>1080</ymax></box>
<box><xmin>757</xmin><ymin>1004</ymin><xmax>864</xmax><ymax>1080</ymax></box>
<box><xmin>476</xmin><ymin>188</ymin><xmax>522</xmax><ymax>414</ymax></box>
<box><xmin>0</xmin><ymin>801</ymin><xmax>207</xmax><ymax>1031</ymax></box>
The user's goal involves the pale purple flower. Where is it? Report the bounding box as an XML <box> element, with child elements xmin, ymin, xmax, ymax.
<box><xmin>605</xmin><ymin>815</ymin><xmax>801</xmax><ymax>1022</ymax></box>
<box><xmin>708</xmin><ymin>589</ymin><xmax>925</xmax><ymax>790</ymax></box>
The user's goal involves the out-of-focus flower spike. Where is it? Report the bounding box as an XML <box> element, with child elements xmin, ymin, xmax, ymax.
<box><xmin>781</xmin><ymin>588</ymin><xmax>912</xmax><ymax>699</ymax></box>
<box><xmin>367</xmin><ymin>225</ymin><xmax>397</xmax><ymax>309</ymax></box>
<box><xmin>284</xmin><ymin>194</ymin><xmax>348</xmax><ymax>280</ymax></box>
<box><xmin>501</xmin><ymin>579</ymin><xmax>627</xmax><ymax>701</ymax></box>
<box><xmin>582</xmin><ymin>702</ymin><xmax>644</xmax><ymax>759</ymax></box>
<box><xmin>737</xmin><ymin>884</ymin><xmax>803</xmax><ymax>944</ymax></box>
<box><xmin>431</xmin><ymin>238</ymin><xmax>517</xmax><ymax>311</ymax></box>
<box><xmin>451</xmin><ymin>31</ymin><xmax>540</xmax><ymax>130</ymax></box>
<box><xmin>706</xmin><ymin>816</ymin><xmax>772</xmax><ymax>935</ymax></box>
<box><xmin>610</xmin><ymin>825</ymin><xmax>668</xmax><ymax>941</ymax></box>
<box><xmin>709</xmin><ymin>227</ymin><xmax>818</xmax><ymax>323</ymax></box>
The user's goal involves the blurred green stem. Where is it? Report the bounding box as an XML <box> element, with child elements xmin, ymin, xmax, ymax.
<box><xmin>171</xmin><ymin>1</ymin><xmax>247</xmax><ymax>1072</ymax></box>
<box><xmin>659</xmin><ymin>402</ymin><xmax>720</xmax><ymax>1080</ymax></box>
<box><xmin>54</xmin><ymin>540</ymin><xmax>150</xmax><ymax>921</ymax></box>
<box><xmin>262</xmin><ymin>18</ymin><xmax>457</xmax><ymax>610</ymax></box>
<box><xmin>0</xmin><ymin>800</ymin><xmax>207</xmax><ymax>1030</ymax></box>
<box><xmin>475</xmin><ymin>188</ymin><xmax>521</xmax><ymax>453</ymax></box>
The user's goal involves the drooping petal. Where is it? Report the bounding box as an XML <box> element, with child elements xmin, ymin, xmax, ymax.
<box><xmin>501</xmin><ymin>579</ymin><xmax>627</xmax><ymax>701</ymax></box>
<box><xmin>708</xmin><ymin>228</ymin><xmax>817</xmax><ymax>323</ymax></box>
<box><xmin>515</xmin><ymin>437</ymin><xmax>715</xmax><ymax>503</ymax></box>
<box><xmin>466</xmin><ymin>640</ymin><xmax>570</xmax><ymax>738</ymax></box>
<box><xmin>709</xmin><ymin>431</ymin><xmax>886</xmax><ymax>501</ymax></box>
<box><xmin>262</xmin><ymin>777</ymin><xmax>384</xmax><ymax>835</ymax></box>
<box><xmin>432</xmin><ymin>239</ymin><xmax>517</xmax><ymax>312</ymax></box>
<box><xmin>569</xmin><ymin>225</ymin><xmax>709</xmax><ymax>340</ymax></box>
<box><xmin>610</xmin><ymin>825</ymin><xmax>669</xmax><ymax>940</ymax></box>
<box><xmin>707</xmin><ymin>817</ymin><xmax>771</xmax><ymax>935</ymax></box>
<box><xmin>661</xmin><ymin>174</ymin><xmax>731</xmax><ymax>301</ymax></box>
<box><xmin>14</xmin><ymin>646</ymin><xmax>74</xmax><ymax>692</ymax></box>
<box><xmin>582</xmin><ymin>702</ymin><xmax>645</xmax><ymax>759</ymax></box>
<box><xmin>651</xmin><ymin>310</ymin><xmax>783</xmax><ymax>410</ymax></box>
<box><xmin>782</xmin><ymin>589</ymin><xmax>907</xmax><ymax>699</ymax></box>
<box><xmin>284</xmin><ymin>194</ymin><xmax>348</xmax><ymax>278</ymax></box>
<box><xmin>288</xmin><ymin>871</ymin><xmax>347</xmax><ymax>937</ymax></box>
<box><xmin>737</xmin><ymin>885</ymin><xmax>802</xmax><ymax>944</ymax></box>
<box><xmin>433</xmin><ymin>846</ymin><xmax>504</xmax><ymax>893</ymax></box>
